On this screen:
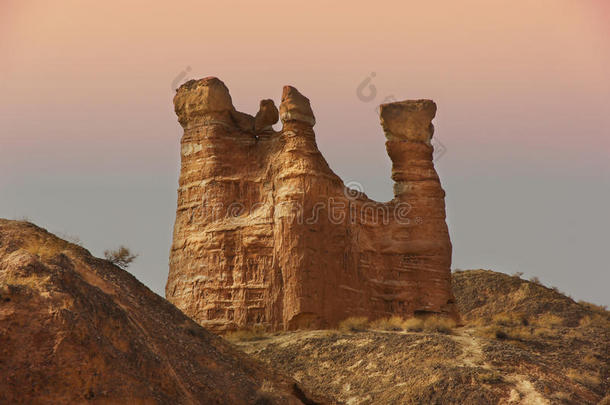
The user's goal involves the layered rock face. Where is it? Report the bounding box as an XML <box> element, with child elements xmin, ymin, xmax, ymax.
<box><xmin>0</xmin><ymin>220</ymin><xmax>326</xmax><ymax>404</ymax></box>
<box><xmin>167</xmin><ymin>77</ymin><xmax>457</xmax><ymax>332</ymax></box>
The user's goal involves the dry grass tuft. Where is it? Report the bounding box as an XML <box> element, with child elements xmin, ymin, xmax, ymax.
<box><xmin>364</xmin><ymin>315</ymin><xmax>456</xmax><ymax>334</ymax></box>
<box><xmin>422</xmin><ymin>316</ymin><xmax>455</xmax><ymax>334</ymax></box>
<box><xmin>369</xmin><ymin>316</ymin><xmax>404</xmax><ymax>331</ymax></box>
<box><xmin>476</xmin><ymin>323</ymin><xmax>533</xmax><ymax>341</ymax></box>
<box><xmin>476</xmin><ymin>326</ymin><xmax>514</xmax><ymax>340</ymax></box>
<box><xmin>367</xmin><ymin>315</ymin><xmax>456</xmax><ymax>334</ymax></box>
<box><xmin>475</xmin><ymin>310</ymin><xmax>570</xmax><ymax>341</ymax></box>
<box><xmin>476</xmin><ymin>312</ymin><xmax>573</xmax><ymax>342</ymax></box>
<box><xmin>338</xmin><ymin>317</ymin><xmax>369</xmax><ymax>332</ymax></box>
<box><xmin>402</xmin><ymin>317</ymin><xmax>425</xmax><ymax>332</ymax></box>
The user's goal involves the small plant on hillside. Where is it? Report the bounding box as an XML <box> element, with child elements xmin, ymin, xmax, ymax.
<box><xmin>491</xmin><ymin>313</ymin><xmax>513</xmax><ymax>326</ymax></box>
<box><xmin>512</xmin><ymin>271</ymin><xmax>524</xmax><ymax>278</ymax></box>
<box><xmin>104</xmin><ymin>246</ymin><xmax>138</xmax><ymax>269</ymax></box>
<box><xmin>338</xmin><ymin>316</ymin><xmax>369</xmax><ymax>332</ymax></box>
<box><xmin>477</xmin><ymin>325</ymin><xmax>530</xmax><ymax>341</ymax></box>
<box><xmin>477</xmin><ymin>311</ymin><xmax>567</xmax><ymax>342</ymax></box>
<box><xmin>491</xmin><ymin>327</ymin><xmax>509</xmax><ymax>340</ymax></box>
<box><xmin>529</xmin><ymin>276</ymin><xmax>541</xmax><ymax>285</ymax></box>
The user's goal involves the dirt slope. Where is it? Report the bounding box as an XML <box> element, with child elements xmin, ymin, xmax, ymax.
<box><xmin>452</xmin><ymin>269</ymin><xmax>602</xmax><ymax>326</ymax></box>
<box><xmin>0</xmin><ymin>219</ymin><xmax>328</xmax><ymax>404</ymax></box>
<box><xmin>234</xmin><ymin>270</ymin><xmax>609</xmax><ymax>404</ymax></box>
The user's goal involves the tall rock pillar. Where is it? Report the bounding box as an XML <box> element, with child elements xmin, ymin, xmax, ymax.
<box><xmin>380</xmin><ymin>100</ymin><xmax>456</xmax><ymax>317</ymax></box>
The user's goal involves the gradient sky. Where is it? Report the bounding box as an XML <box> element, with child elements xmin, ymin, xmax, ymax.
<box><xmin>1</xmin><ymin>0</ymin><xmax>609</xmax><ymax>305</ymax></box>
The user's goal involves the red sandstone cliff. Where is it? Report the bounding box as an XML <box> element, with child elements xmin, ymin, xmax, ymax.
<box><xmin>166</xmin><ymin>77</ymin><xmax>458</xmax><ymax>332</ymax></box>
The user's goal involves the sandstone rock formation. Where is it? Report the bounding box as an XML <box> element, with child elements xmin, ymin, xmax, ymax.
<box><xmin>167</xmin><ymin>77</ymin><xmax>458</xmax><ymax>332</ymax></box>
<box><xmin>0</xmin><ymin>219</ymin><xmax>327</xmax><ymax>404</ymax></box>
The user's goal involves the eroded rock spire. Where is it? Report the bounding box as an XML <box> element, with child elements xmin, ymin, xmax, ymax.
<box><xmin>167</xmin><ymin>77</ymin><xmax>457</xmax><ymax>332</ymax></box>
<box><xmin>279</xmin><ymin>85</ymin><xmax>316</xmax><ymax>126</ymax></box>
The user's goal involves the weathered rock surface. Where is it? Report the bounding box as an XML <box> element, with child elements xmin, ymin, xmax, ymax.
<box><xmin>166</xmin><ymin>77</ymin><xmax>458</xmax><ymax>332</ymax></box>
<box><xmin>0</xmin><ymin>219</ymin><xmax>327</xmax><ymax>404</ymax></box>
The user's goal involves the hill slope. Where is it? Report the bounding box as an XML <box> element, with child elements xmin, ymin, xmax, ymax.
<box><xmin>0</xmin><ymin>219</ymin><xmax>328</xmax><ymax>404</ymax></box>
<box><xmin>234</xmin><ymin>270</ymin><xmax>609</xmax><ymax>404</ymax></box>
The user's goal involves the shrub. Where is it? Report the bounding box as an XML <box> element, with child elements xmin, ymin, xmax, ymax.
<box><xmin>512</xmin><ymin>272</ymin><xmax>524</xmax><ymax>278</ymax></box>
<box><xmin>338</xmin><ymin>316</ymin><xmax>369</xmax><ymax>332</ymax></box>
<box><xmin>477</xmin><ymin>325</ymin><xmax>532</xmax><ymax>341</ymax></box>
<box><xmin>491</xmin><ymin>313</ymin><xmax>513</xmax><ymax>326</ymax></box>
<box><xmin>369</xmin><ymin>316</ymin><xmax>404</xmax><ymax>331</ymax></box>
<box><xmin>477</xmin><ymin>326</ymin><xmax>511</xmax><ymax>340</ymax></box>
<box><xmin>422</xmin><ymin>316</ymin><xmax>455</xmax><ymax>334</ymax></box>
<box><xmin>494</xmin><ymin>328</ymin><xmax>509</xmax><ymax>340</ymax></box>
<box><xmin>104</xmin><ymin>246</ymin><xmax>138</xmax><ymax>269</ymax></box>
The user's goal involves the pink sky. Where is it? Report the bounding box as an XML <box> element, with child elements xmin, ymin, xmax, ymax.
<box><xmin>1</xmin><ymin>1</ymin><xmax>608</xmax><ymax>183</ymax></box>
<box><xmin>1</xmin><ymin>0</ymin><xmax>609</xmax><ymax>305</ymax></box>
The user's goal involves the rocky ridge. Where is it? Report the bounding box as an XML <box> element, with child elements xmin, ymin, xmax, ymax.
<box><xmin>0</xmin><ymin>219</ymin><xmax>328</xmax><ymax>404</ymax></box>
